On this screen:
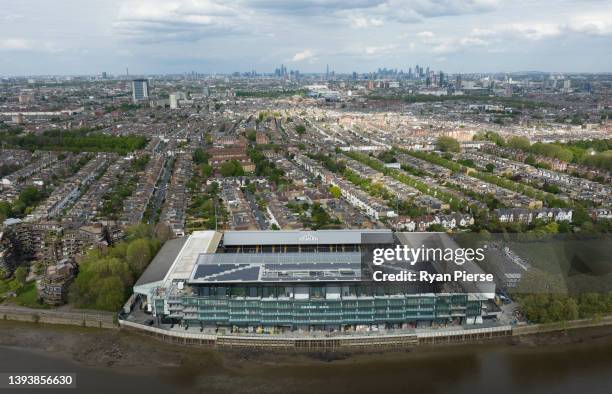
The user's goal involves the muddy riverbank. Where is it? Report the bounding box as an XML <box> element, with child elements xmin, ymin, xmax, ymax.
<box><xmin>1</xmin><ymin>320</ymin><xmax>612</xmax><ymax>393</ymax></box>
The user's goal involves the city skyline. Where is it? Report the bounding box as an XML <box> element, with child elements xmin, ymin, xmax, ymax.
<box><xmin>1</xmin><ymin>0</ymin><xmax>612</xmax><ymax>76</ymax></box>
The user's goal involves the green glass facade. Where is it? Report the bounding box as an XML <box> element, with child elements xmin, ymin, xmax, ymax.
<box><xmin>155</xmin><ymin>286</ymin><xmax>482</xmax><ymax>328</ymax></box>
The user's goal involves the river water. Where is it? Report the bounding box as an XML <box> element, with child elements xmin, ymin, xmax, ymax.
<box><xmin>2</xmin><ymin>336</ymin><xmax>612</xmax><ymax>394</ymax></box>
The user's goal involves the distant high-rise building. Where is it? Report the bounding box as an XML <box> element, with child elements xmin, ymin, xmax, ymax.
<box><xmin>326</xmin><ymin>64</ymin><xmax>329</xmax><ymax>80</ymax></box>
<box><xmin>563</xmin><ymin>79</ymin><xmax>571</xmax><ymax>91</ymax></box>
<box><xmin>352</xmin><ymin>71</ymin><xmax>357</xmax><ymax>80</ymax></box>
<box><xmin>101</xmin><ymin>72</ymin><xmax>107</xmax><ymax>79</ymax></box>
<box><xmin>131</xmin><ymin>79</ymin><xmax>149</xmax><ymax>103</ymax></box>
<box><xmin>202</xmin><ymin>86</ymin><xmax>210</xmax><ymax>97</ymax></box>
<box><xmin>169</xmin><ymin>94</ymin><xmax>178</xmax><ymax>109</ymax></box>
<box><xmin>455</xmin><ymin>74</ymin><xmax>462</xmax><ymax>89</ymax></box>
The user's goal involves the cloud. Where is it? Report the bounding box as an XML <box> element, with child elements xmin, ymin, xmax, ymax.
<box><xmin>416</xmin><ymin>28</ymin><xmax>497</xmax><ymax>54</ymax></box>
<box><xmin>2</xmin><ymin>14</ymin><xmax>23</xmax><ymax>22</ymax></box>
<box><xmin>0</xmin><ymin>38</ymin><xmax>32</xmax><ymax>51</ymax></box>
<box><xmin>334</xmin><ymin>0</ymin><xmax>502</xmax><ymax>27</ymax></box>
<box><xmin>568</xmin><ymin>13</ymin><xmax>612</xmax><ymax>36</ymax></box>
<box><xmin>406</xmin><ymin>0</ymin><xmax>502</xmax><ymax>18</ymax></box>
<box><xmin>337</xmin><ymin>44</ymin><xmax>398</xmax><ymax>58</ymax></box>
<box><xmin>0</xmin><ymin>38</ymin><xmax>63</xmax><ymax>53</ymax></box>
<box><xmin>114</xmin><ymin>0</ymin><xmax>250</xmax><ymax>42</ymax></box>
<box><xmin>364</xmin><ymin>44</ymin><xmax>397</xmax><ymax>55</ymax></box>
<box><xmin>345</xmin><ymin>14</ymin><xmax>384</xmax><ymax>28</ymax></box>
<box><xmin>509</xmin><ymin>23</ymin><xmax>562</xmax><ymax>40</ymax></box>
<box><xmin>290</xmin><ymin>49</ymin><xmax>315</xmax><ymax>61</ymax></box>
<box><xmin>417</xmin><ymin>31</ymin><xmax>436</xmax><ymax>42</ymax></box>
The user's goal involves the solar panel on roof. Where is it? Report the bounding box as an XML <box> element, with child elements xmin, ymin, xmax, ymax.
<box><xmin>190</xmin><ymin>252</ymin><xmax>365</xmax><ymax>283</ymax></box>
<box><xmin>193</xmin><ymin>264</ymin><xmax>249</xmax><ymax>279</ymax></box>
<box><xmin>210</xmin><ymin>266</ymin><xmax>261</xmax><ymax>281</ymax></box>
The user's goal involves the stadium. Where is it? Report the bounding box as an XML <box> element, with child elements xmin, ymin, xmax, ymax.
<box><xmin>129</xmin><ymin>230</ymin><xmax>496</xmax><ymax>333</ymax></box>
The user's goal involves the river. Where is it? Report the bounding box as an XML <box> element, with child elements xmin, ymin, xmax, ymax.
<box><xmin>2</xmin><ymin>332</ymin><xmax>612</xmax><ymax>393</ymax></box>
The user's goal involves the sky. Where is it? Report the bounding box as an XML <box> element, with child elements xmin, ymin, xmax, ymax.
<box><xmin>1</xmin><ymin>0</ymin><xmax>611</xmax><ymax>76</ymax></box>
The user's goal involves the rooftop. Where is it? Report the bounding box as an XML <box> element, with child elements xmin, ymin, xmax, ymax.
<box><xmin>222</xmin><ymin>229</ymin><xmax>393</xmax><ymax>246</ymax></box>
<box><xmin>189</xmin><ymin>251</ymin><xmax>362</xmax><ymax>283</ymax></box>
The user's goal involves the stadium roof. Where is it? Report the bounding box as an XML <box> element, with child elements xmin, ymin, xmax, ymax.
<box><xmin>222</xmin><ymin>229</ymin><xmax>393</xmax><ymax>246</ymax></box>
<box><xmin>189</xmin><ymin>252</ymin><xmax>362</xmax><ymax>283</ymax></box>
<box><xmin>135</xmin><ymin>237</ymin><xmax>188</xmax><ymax>287</ymax></box>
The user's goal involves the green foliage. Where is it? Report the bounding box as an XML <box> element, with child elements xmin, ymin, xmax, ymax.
<box><xmin>200</xmin><ymin>163</ymin><xmax>213</xmax><ymax>178</ymax></box>
<box><xmin>519</xmin><ymin>292</ymin><xmax>612</xmax><ymax>324</ymax></box>
<box><xmin>193</xmin><ymin>148</ymin><xmax>210</xmax><ymax>165</ymax></box>
<box><xmin>428</xmin><ymin>223</ymin><xmax>446</xmax><ymax>232</ymax></box>
<box><xmin>130</xmin><ymin>154</ymin><xmax>150</xmax><ymax>172</ymax></box>
<box><xmin>15</xmin><ymin>282</ymin><xmax>42</xmax><ymax>308</ymax></box>
<box><xmin>529</xmin><ymin>142</ymin><xmax>574</xmax><ymax>162</ymax></box>
<box><xmin>0</xmin><ymin>128</ymin><xmax>147</xmax><ymax>154</ymax></box>
<box><xmin>473</xmin><ymin>131</ymin><xmax>505</xmax><ymax>146</ymax></box>
<box><xmin>583</xmin><ymin>150</ymin><xmax>612</xmax><ymax>171</ymax></box>
<box><xmin>457</xmin><ymin>158</ymin><xmax>475</xmax><ymax>168</ymax></box>
<box><xmin>0</xmin><ymin>201</ymin><xmax>12</xmax><ymax>221</ymax></box>
<box><xmin>369</xmin><ymin>94</ymin><xmax>551</xmax><ymax>109</ymax></box>
<box><xmin>408</xmin><ymin>150</ymin><xmax>567</xmax><ymax>208</ymax></box>
<box><xmin>377</xmin><ymin>150</ymin><xmax>397</xmax><ymax>163</ymax></box>
<box><xmin>68</xmin><ymin>224</ymin><xmax>161</xmax><ymax>311</ymax></box>
<box><xmin>572</xmin><ymin>205</ymin><xmax>591</xmax><ymax>226</ymax></box>
<box><xmin>248</xmin><ymin>148</ymin><xmax>289</xmax><ymax>185</ymax></box>
<box><xmin>507</xmin><ymin>136</ymin><xmax>531</xmax><ymax>150</ymax></box>
<box><xmin>329</xmin><ymin>185</ymin><xmax>342</xmax><ymax>199</ymax></box>
<box><xmin>4</xmin><ymin>186</ymin><xmax>49</xmax><ymax>218</ymax></box>
<box><xmin>436</xmin><ymin>136</ymin><xmax>460</xmax><ymax>152</ymax></box>
<box><xmin>126</xmin><ymin>238</ymin><xmax>153</xmax><ymax>275</ymax></box>
<box><xmin>344</xmin><ymin>151</ymin><xmax>469</xmax><ymax>212</ymax></box>
<box><xmin>14</xmin><ymin>267</ymin><xmax>27</xmax><ymax>285</ymax></box>
<box><xmin>219</xmin><ymin>160</ymin><xmax>245</xmax><ymax>177</ymax></box>
<box><xmin>295</xmin><ymin>125</ymin><xmax>306</xmax><ymax>134</ymax></box>
<box><xmin>246</xmin><ymin>130</ymin><xmax>257</xmax><ymax>142</ymax></box>
<box><xmin>187</xmin><ymin>181</ymin><xmax>225</xmax><ymax>230</ymax></box>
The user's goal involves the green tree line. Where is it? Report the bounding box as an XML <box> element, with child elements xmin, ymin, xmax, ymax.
<box><xmin>68</xmin><ymin>224</ymin><xmax>163</xmax><ymax>311</ymax></box>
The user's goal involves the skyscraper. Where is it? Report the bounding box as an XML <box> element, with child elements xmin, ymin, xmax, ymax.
<box><xmin>131</xmin><ymin>79</ymin><xmax>149</xmax><ymax>103</ymax></box>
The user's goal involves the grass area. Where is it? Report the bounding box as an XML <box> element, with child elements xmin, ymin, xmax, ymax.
<box><xmin>15</xmin><ymin>282</ymin><xmax>48</xmax><ymax>309</ymax></box>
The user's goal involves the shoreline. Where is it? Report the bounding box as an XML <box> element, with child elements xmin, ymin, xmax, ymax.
<box><xmin>2</xmin><ymin>319</ymin><xmax>612</xmax><ymax>370</ymax></box>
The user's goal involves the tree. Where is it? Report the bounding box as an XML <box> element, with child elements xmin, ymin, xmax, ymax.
<box><xmin>0</xmin><ymin>201</ymin><xmax>11</xmax><ymax>221</ymax></box>
<box><xmin>428</xmin><ymin>223</ymin><xmax>446</xmax><ymax>232</ymax></box>
<box><xmin>93</xmin><ymin>276</ymin><xmax>126</xmax><ymax>311</ymax></box>
<box><xmin>507</xmin><ymin>136</ymin><xmax>531</xmax><ymax>151</ymax></box>
<box><xmin>14</xmin><ymin>266</ymin><xmax>27</xmax><ymax>285</ymax></box>
<box><xmin>329</xmin><ymin>185</ymin><xmax>342</xmax><ymax>199</ymax></box>
<box><xmin>219</xmin><ymin>160</ymin><xmax>244</xmax><ymax>177</ymax></box>
<box><xmin>192</xmin><ymin>148</ymin><xmax>210</xmax><ymax>164</ymax></box>
<box><xmin>295</xmin><ymin>125</ymin><xmax>306</xmax><ymax>134</ymax></box>
<box><xmin>126</xmin><ymin>239</ymin><xmax>153</xmax><ymax>275</ymax></box>
<box><xmin>124</xmin><ymin>223</ymin><xmax>154</xmax><ymax>241</ymax></box>
<box><xmin>485</xmin><ymin>163</ymin><xmax>495</xmax><ymax>172</ymax></box>
<box><xmin>155</xmin><ymin>223</ymin><xmax>174</xmax><ymax>244</ymax></box>
<box><xmin>436</xmin><ymin>136</ymin><xmax>460</xmax><ymax>152</ymax></box>
<box><xmin>524</xmin><ymin>155</ymin><xmax>537</xmax><ymax>166</ymax></box>
<box><xmin>200</xmin><ymin>163</ymin><xmax>213</xmax><ymax>178</ymax></box>
<box><xmin>246</xmin><ymin>130</ymin><xmax>257</xmax><ymax>142</ymax></box>
<box><xmin>572</xmin><ymin>205</ymin><xmax>591</xmax><ymax>226</ymax></box>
